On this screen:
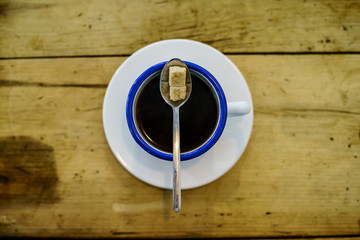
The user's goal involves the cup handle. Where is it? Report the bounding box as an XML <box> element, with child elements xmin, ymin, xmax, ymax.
<box><xmin>227</xmin><ymin>101</ymin><xmax>251</xmax><ymax>117</ymax></box>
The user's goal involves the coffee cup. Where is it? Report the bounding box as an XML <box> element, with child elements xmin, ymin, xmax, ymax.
<box><xmin>126</xmin><ymin>61</ymin><xmax>250</xmax><ymax>161</ymax></box>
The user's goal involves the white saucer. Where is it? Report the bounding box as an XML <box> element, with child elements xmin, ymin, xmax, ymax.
<box><xmin>103</xmin><ymin>39</ymin><xmax>253</xmax><ymax>190</ymax></box>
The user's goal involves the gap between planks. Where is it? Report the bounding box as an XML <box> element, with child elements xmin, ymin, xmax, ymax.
<box><xmin>0</xmin><ymin>52</ymin><xmax>360</xmax><ymax>60</ymax></box>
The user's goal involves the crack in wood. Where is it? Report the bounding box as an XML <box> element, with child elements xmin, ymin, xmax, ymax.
<box><xmin>111</xmin><ymin>231</ymin><xmax>138</xmax><ymax>235</ymax></box>
<box><xmin>0</xmin><ymin>79</ymin><xmax>107</xmax><ymax>88</ymax></box>
<box><xmin>281</xmin><ymin>108</ymin><xmax>360</xmax><ymax>115</ymax></box>
<box><xmin>255</xmin><ymin>108</ymin><xmax>360</xmax><ymax>116</ymax></box>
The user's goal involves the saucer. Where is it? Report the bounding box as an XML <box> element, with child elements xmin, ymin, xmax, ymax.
<box><xmin>103</xmin><ymin>39</ymin><xmax>253</xmax><ymax>189</ymax></box>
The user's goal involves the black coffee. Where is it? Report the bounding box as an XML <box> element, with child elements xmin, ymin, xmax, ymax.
<box><xmin>135</xmin><ymin>71</ymin><xmax>218</xmax><ymax>153</ymax></box>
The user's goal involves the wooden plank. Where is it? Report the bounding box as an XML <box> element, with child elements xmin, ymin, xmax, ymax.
<box><xmin>0</xmin><ymin>55</ymin><xmax>359</xmax><ymax>238</ymax></box>
<box><xmin>0</xmin><ymin>0</ymin><xmax>359</xmax><ymax>58</ymax></box>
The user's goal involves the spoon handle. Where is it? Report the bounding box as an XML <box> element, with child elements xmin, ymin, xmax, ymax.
<box><xmin>173</xmin><ymin>107</ymin><xmax>181</xmax><ymax>212</ymax></box>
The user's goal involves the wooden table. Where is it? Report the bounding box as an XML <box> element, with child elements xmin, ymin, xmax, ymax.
<box><xmin>1</xmin><ymin>0</ymin><xmax>360</xmax><ymax>239</ymax></box>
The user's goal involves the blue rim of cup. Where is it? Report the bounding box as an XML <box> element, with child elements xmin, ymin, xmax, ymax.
<box><xmin>126</xmin><ymin>61</ymin><xmax>227</xmax><ymax>161</ymax></box>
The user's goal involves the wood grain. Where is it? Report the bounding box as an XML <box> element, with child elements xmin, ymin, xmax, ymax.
<box><xmin>0</xmin><ymin>0</ymin><xmax>359</xmax><ymax>58</ymax></box>
<box><xmin>0</xmin><ymin>55</ymin><xmax>359</xmax><ymax>238</ymax></box>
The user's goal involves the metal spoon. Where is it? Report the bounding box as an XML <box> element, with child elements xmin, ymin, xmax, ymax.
<box><xmin>160</xmin><ymin>58</ymin><xmax>192</xmax><ymax>213</ymax></box>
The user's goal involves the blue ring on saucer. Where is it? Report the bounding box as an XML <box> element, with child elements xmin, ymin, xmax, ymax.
<box><xmin>126</xmin><ymin>61</ymin><xmax>227</xmax><ymax>161</ymax></box>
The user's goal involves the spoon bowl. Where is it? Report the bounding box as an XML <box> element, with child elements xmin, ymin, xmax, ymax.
<box><xmin>160</xmin><ymin>59</ymin><xmax>192</xmax><ymax>107</ymax></box>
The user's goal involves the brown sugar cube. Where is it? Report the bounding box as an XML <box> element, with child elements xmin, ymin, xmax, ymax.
<box><xmin>169</xmin><ymin>66</ymin><xmax>186</xmax><ymax>87</ymax></box>
<box><xmin>170</xmin><ymin>86</ymin><xmax>186</xmax><ymax>101</ymax></box>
